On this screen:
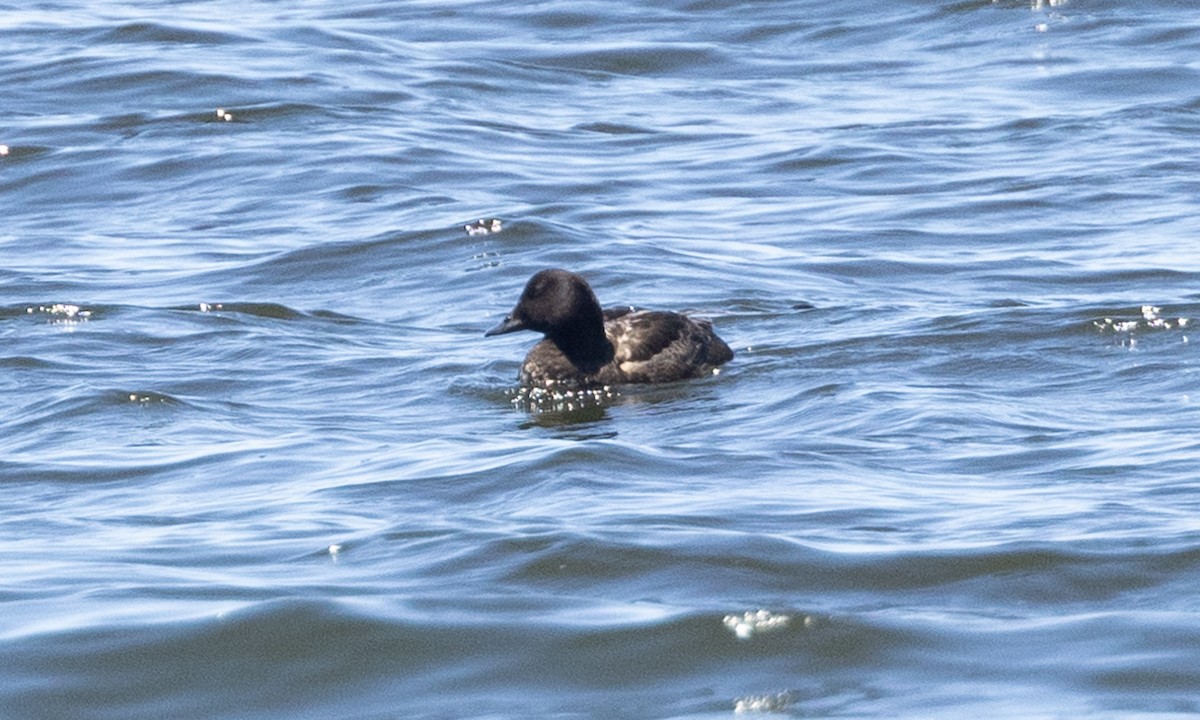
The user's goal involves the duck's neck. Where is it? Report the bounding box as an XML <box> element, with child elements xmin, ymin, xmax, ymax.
<box><xmin>549</xmin><ymin>313</ymin><xmax>614</xmax><ymax>374</ymax></box>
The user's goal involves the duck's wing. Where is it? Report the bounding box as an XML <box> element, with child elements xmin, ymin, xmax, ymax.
<box><xmin>607</xmin><ymin>310</ymin><xmax>727</xmax><ymax>382</ymax></box>
<box><xmin>602</xmin><ymin>305</ymin><xmax>641</xmax><ymax>322</ymax></box>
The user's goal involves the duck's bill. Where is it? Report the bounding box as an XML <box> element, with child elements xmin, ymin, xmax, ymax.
<box><xmin>484</xmin><ymin>314</ymin><xmax>526</xmax><ymax>337</ymax></box>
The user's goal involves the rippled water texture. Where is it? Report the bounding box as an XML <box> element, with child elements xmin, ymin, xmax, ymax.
<box><xmin>3</xmin><ymin>1</ymin><xmax>1200</xmax><ymax>718</ymax></box>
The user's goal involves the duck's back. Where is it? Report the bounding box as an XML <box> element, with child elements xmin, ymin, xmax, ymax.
<box><xmin>519</xmin><ymin>308</ymin><xmax>732</xmax><ymax>387</ymax></box>
<box><xmin>606</xmin><ymin>309</ymin><xmax>731</xmax><ymax>383</ymax></box>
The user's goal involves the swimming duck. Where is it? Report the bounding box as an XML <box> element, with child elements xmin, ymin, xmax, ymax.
<box><xmin>485</xmin><ymin>268</ymin><xmax>733</xmax><ymax>387</ymax></box>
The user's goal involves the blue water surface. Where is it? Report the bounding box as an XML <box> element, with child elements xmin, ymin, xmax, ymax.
<box><xmin>2</xmin><ymin>1</ymin><xmax>1199</xmax><ymax>718</ymax></box>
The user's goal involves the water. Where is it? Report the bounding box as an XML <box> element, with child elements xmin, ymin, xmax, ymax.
<box><xmin>3</xmin><ymin>0</ymin><xmax>1200</xmax><ymax>717</ymax></box>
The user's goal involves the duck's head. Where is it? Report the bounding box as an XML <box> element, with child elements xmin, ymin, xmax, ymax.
<box><xmin>485</xmin><ymin>269</ymin><xmax>603</xmax><ymax>338</ymax></box>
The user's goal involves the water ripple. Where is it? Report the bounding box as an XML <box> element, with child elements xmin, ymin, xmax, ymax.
<box><xmin>4</xmin><ymin>0</ymin><xmax>1200</xmax><ymax>717</ymax></box>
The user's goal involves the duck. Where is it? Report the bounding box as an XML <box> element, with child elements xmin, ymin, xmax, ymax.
<box><xmin>485</xmin><ymin>268</ymin><xmax>733</xmax><ymax>387</ymax></box>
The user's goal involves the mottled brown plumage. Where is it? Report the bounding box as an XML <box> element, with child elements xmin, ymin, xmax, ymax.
<box><xmin>485</xmin><ymin>269</ymin><xmax>732</xmax><ymax>387</ymax></box>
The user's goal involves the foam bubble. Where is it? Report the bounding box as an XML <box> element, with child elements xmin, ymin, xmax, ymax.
<box><xmin>723</xmin><ymin>610</ymin><xmax>793</xmax><ymax>640</ymax></box>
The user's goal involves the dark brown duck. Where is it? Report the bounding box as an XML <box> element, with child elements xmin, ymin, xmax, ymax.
<box><xmin>485</xmin><ymin>269</ymin><xmax>733</xmax><ymax>387</ymax></box>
